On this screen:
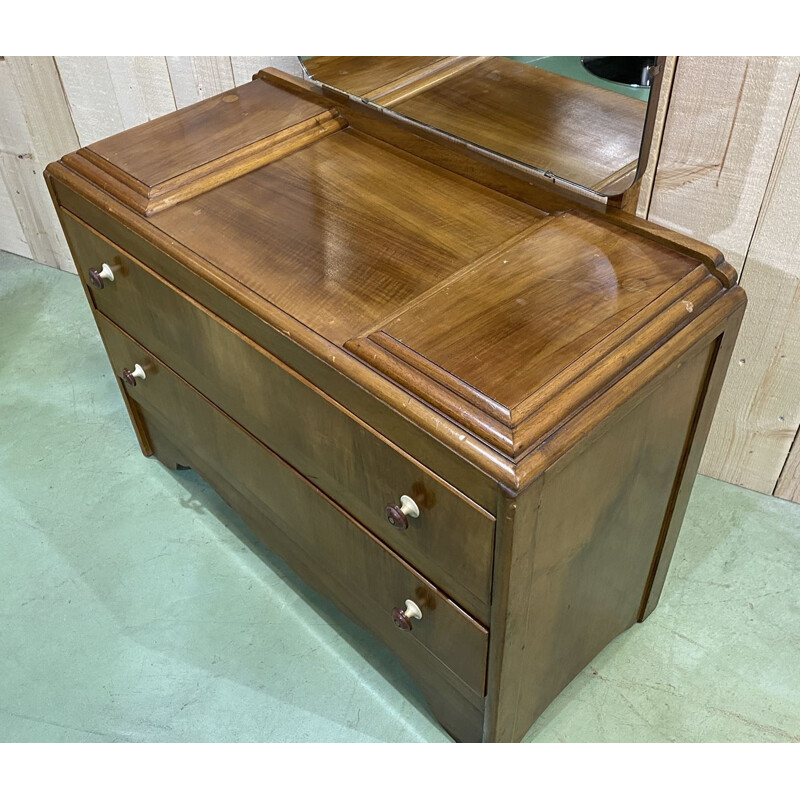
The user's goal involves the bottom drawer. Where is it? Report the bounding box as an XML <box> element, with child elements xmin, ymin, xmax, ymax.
<box><xmin>96</xmin><ymin>314</ymin><xmax>489</xmax><ymax>699</ymax></box>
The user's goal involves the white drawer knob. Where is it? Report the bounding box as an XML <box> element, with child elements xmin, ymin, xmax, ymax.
<box><xmin>385</xmin><ymin>494</ymin><xmax>420</xmax><ymax>530</ymax></box>
<box><xmin>392</xmin><ymin>599</ymin><xmax>423</xmax><ymax>631</ymax></box>
<box><xmin>122</xmin><ymin>363</ymin><xmax>146</xmax><ymax>387</ymax></box>
<box><xmin>88</xmin><ymin>263</ymin><xmax>115</xmax><ymax>289</ymax></box>
<box><xmin>400</xmin><ymin>495</ymin><xmax>420</xmax><ymax>518</ymax></box>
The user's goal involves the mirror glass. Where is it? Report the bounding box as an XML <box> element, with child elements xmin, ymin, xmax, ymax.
<box><xmin>300</xmin><ymin>56</ymin><xmax>659</xmax><ymax>196</ymax></box>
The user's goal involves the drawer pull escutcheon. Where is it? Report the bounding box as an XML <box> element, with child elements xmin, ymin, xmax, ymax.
<box><xmin>122</xmin><ymin>363</ymin><xmax>146</xmax><ymax>387</ymax></box>
<box><xmin>88</xmin><ymin>263</ymin><xmax>115</xmax><ymax>289</ymax></box>
<box><xmin>385</xmin><ymin>495</ymin><xmax>420</xmax><ymax>530</ymax></box>
<box><xmin>392</xmin><ymin>599</ymin><xmax>423</xmax><ymax>631</ymax></box>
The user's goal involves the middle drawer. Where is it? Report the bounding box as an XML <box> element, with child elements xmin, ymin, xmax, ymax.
<box><xmin>64</xmin><ymin>210</ymin><xmax>495</xmax><ymax>622</ymax></box>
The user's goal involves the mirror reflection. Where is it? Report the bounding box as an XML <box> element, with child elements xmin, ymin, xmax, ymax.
<box><xmin>300</xmin><ymin>56</ymin><xmax>658</xmax><ymax>196</ymax></box>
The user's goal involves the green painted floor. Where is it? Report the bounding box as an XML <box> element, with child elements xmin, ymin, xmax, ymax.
<box><xmin>2</xmin><ymin>252</ymin><xmax>799</xmax><ymax>743</ymax></box>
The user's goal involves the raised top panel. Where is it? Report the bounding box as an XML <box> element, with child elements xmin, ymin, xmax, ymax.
<box><xmin>346</xmin><ymin>211</ymin><xmax>716</xmax><ymax>458</ymax></box>
<box><xmin>89</xmin><ymin>78</ymin><xmax>325</xmax><ymax>187</ymax></box>
<box><xmin>356</xmin><ymin>212</ymin><xmax>696</xmax><ymax>409</ymax></box>
<box><xmin>68</xmin><ymin>79</ymin><xmax>342</xmax><ymax>216</ymax></box>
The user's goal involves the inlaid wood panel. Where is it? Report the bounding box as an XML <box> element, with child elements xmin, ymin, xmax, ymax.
<box><xmin>489</xmin><ymin>338</ymin><xmax>720</xmax><ymax>742</ymax></box>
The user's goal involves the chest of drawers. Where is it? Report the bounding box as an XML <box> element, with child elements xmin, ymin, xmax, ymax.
<box><xmin>46</xmin><ymin>68</ymin><xmax>746</xmax><ymax>742</ymax></box>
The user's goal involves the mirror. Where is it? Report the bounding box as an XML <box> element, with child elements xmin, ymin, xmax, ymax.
<box><xmin>299</xmin><ymin>56</ymin><xmax>662</xmax><ymax>197</ymax></box>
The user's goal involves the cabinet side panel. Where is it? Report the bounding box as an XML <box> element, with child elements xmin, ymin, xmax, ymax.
<box><xmin>491</xmin><ymin>342</ymin><xmax>715</xmax><ymax>742</ymax></box>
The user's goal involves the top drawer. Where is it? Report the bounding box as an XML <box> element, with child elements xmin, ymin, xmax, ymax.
<box><xmin>63</xmin><ymin>210</ymin><xmax>495</xmax><ymax>623</ymax></box>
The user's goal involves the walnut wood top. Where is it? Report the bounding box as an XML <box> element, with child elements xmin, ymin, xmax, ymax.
<box><xmin>304</xmin><ymin>56</ymin><xmax>647</xmax><ymax>191</ymax></box>
<box><xmin>49</xmin><ymin>69</ymin><xmax>737</xmax><ymax>481</ymax></box>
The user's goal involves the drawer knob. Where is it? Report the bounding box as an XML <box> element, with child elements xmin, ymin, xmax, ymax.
<box><xmin>385</xmin><ymin>495</ymin><xmax>420</xmax><ymax>530</ymax></box>
<box><xmin>121</xmin><ymin>363</ymin><xmax>146</xmax><ymax>387</ymax></box>
<box><xmin>392</xmin><ymin>599</ymin><xmax>423</xmax><ymax>631</ymax></box>
<box><xmin>88</xmin><ymin>263</ymin><xmax>115</xmax><ymax>289</ymax></box>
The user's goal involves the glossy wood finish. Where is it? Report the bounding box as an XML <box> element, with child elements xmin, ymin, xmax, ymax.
<box><xmin>347</xmin><ymin>210</ymin><xmax>711</xmax><ymax>458</ymax></box>
<box><xmin>62</xmin><ymin>209</ymin><xmax>496</xmax><ymax>622</ymax></box>
<box><xmin>149</xmin><ymin>128</ymin><xmax>538</xmax><ymax>343</ymax></box>
<box><xmin>79</xmin><ymin>78</ymin><xmax>337</xmax><ymax>216</ymax></box>
<box><xmin>304</xmin><ymin>56</ymin><xmax>647</xmax><ymax>191</ymax></box>
<box><xmin>302</xmin><ymin>56</ymin><xmax>446</xmax><ymax>98</ymax></box>
<box><xmin>96</xmin><ymin>313</ymin><xmax>489</xmax><ymax>700</ymax></box>
<box><xmin>46</xmin><ymin>68</ymin><xmax>747</xmax><ymax>741</ymax></box>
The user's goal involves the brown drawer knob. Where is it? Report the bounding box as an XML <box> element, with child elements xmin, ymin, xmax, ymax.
<box><xmin>385</xmin><ymin>495</ymin><xmax>420</xmax><ymax>530</ymax></box>
<box><xmin>88</xmin><ymin>263</ymin><xmax>115</xmax><ymax>289</ymax></box>
<box><xmin>121</xmin><ymin>363</ymin><xmax>146</xmax><ymax>387</ymax></box>
<box><xmin>392</xmin><ymin>599</ymin><xmax>423</xmax><ymax>631</ymax></box>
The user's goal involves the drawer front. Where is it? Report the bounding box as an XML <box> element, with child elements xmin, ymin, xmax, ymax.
<box><xmin>63</xmin><ymin>210</ymin><xmax>495</xmax><ymax>622</ymax></box>
<box><xmin>96</xmin><ymin>314</ymin><xmax>489</xmax><ymax>696</ymax></box>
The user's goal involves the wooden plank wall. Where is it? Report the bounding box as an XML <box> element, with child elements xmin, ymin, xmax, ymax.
<box><xmin>0</xmin><ymin>56</ymin><xmax>302</xmax><ymax>274</ymax></box>
<box><xmin>641</xmin><ymin>56</ymin><xmax>800</xmax><ymax>503</ymax></box>
<box><xmin>2</xmin><ymin>55</ymin><xmax>799</xmax><ymax>503</ymax></box>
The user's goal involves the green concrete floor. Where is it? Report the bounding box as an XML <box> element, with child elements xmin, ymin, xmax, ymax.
<box><xmin>2</xmin><ymin>251</ymin><xmax>799</xmax><ymax>743</ymax></box>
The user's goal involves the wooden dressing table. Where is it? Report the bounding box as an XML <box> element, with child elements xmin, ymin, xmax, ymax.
<box><xmin>45</xmin><ymin>63</ymin><xmax>746</xmax><ymax>742</ymax></box>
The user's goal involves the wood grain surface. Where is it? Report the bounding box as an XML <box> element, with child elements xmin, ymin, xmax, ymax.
<box><xmin>303</xmin><ymin>56</ymin><xmax>446</xmax><ymax>97</ymax></box>
<box><xmin>305</xmin><ymin>56</ymin><xmax>646</xmax><ymax>191</ymax></box>
<box><xmin>640</xmin><ymin>57</ymin><xmax>800</xmax><ymax>499</ymax></box>
<box><xmin>0</xmin><ymin>57</ymin><xmax>78</xmax><ymax>271</ymax></box>
<box><xmin>719</xmin><ymin>81</ymin><xmax>800</xmax><ymax>497</ymax></box>
<box><xmin>149</xmin><ymin>126</ymin><xmax>538</xmax><ymax>343</ymax></box>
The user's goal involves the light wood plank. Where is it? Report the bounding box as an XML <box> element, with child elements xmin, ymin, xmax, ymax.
<box><xmin>56</xmin><ymin>57</ymin><xmax>176</xmax><ymax>145</ymax></box>
<box><xmin>648</xmin><ymin>57</ymin><xmax>800</xmax><ymax>272</ymax></box>
<box><xmin>635</xmin><ymin>56</ymin><xmax>677</xmax><ymax>218</ymax></box>
<box><xmin>166</xmin><ymin>57</ymin><xmax>235</xmax><ymax>108</ymax></box>
<box><xmin>230</xmin><ymin>56</ymin><xmax>303</xmax><ymax>86</ymax></box>
<box><xmin>0</xmin><ymin>57</ymin><xmax>78</xmax><ymax>271</ymax></box>
<box><xmin>0</xmin><ymin>173</ymin><xmax>32</xmax><ymax>259</ymax></box>
<box><xmin>777</xmin><ymin>434</ymin><xmax>800</xmax><ymax>502</ymax></box>
<box><xmin>702</xmin><ymin>77</ymin><xmax>800</xmax><ymax>493</ymax></box>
